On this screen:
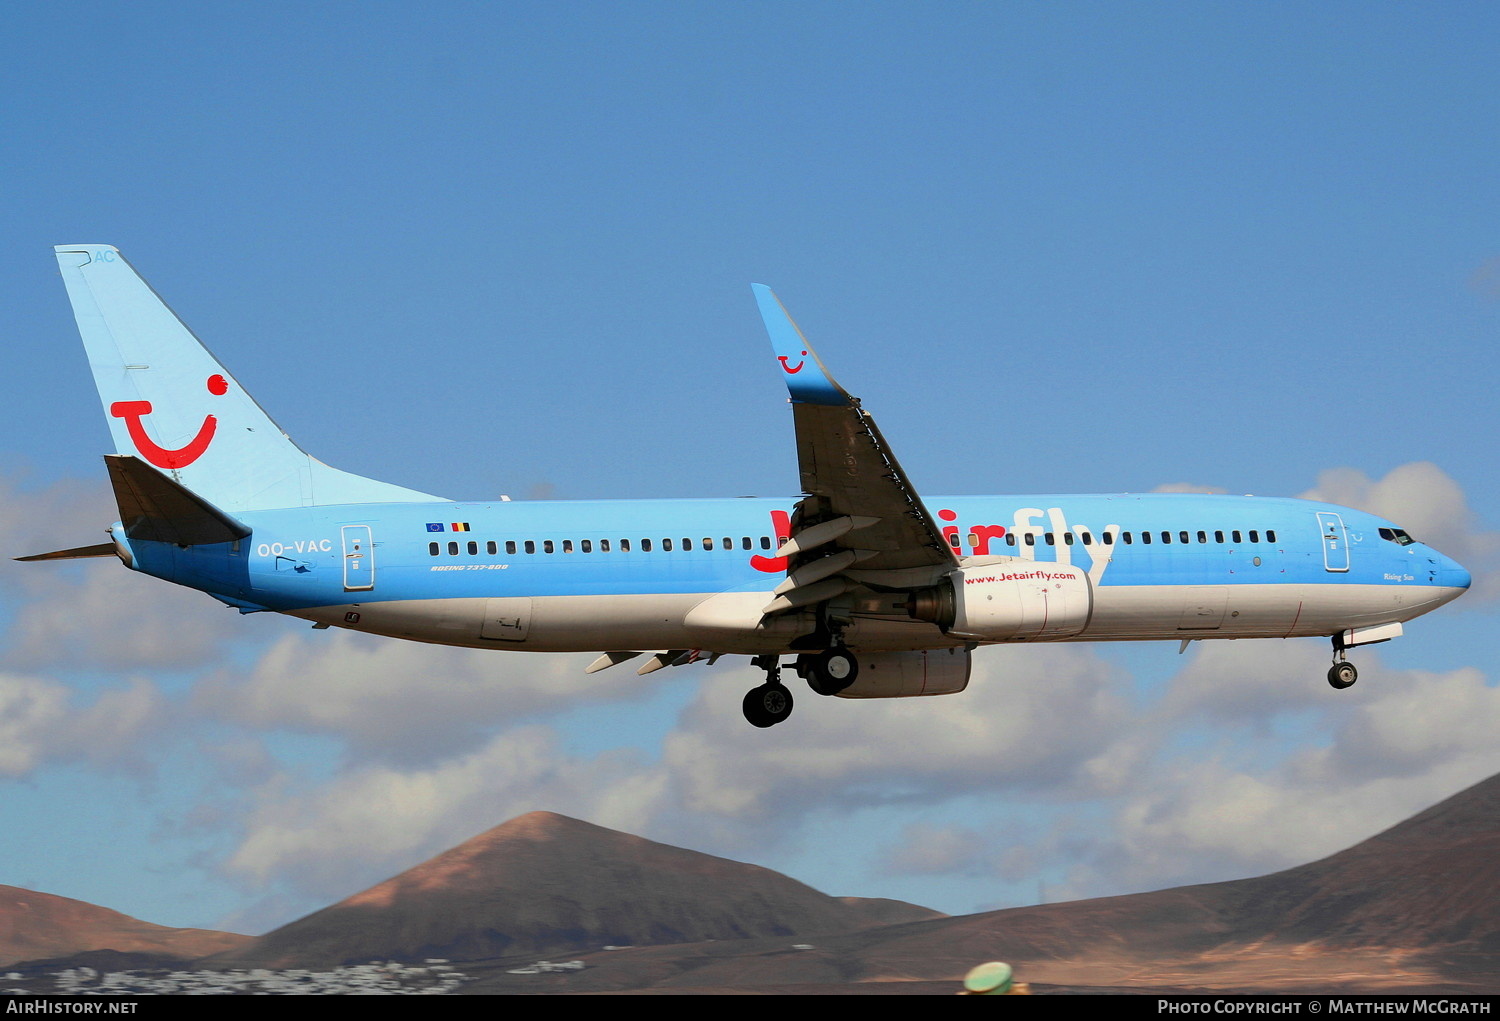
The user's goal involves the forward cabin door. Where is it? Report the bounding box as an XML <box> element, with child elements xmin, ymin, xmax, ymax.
<box><xmin>1317</xmin><ymin>512</ymin><xmax>1350</xmax><ymax>572</ymax></box>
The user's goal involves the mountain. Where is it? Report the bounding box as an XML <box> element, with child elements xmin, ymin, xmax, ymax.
<box><xmin>13</xmin><ymin>772</ymin><xmax>1497</xmax><ymax>992</ymax></box>
<box><xmin>0</xmin><ymin>885</ymin><xmax>249</xmax><ymax>968</ymax></box>
<box><xmin>750</xmin><ymin>771</ymin><xmax>1500</xmax><ymax>992</ymax></box>
<box><xmin>212</xmin><ymin>812</ymin><xmax>943</xmax><ymax>969</ymax></box>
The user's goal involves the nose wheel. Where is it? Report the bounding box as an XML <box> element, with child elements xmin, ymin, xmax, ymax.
<box><xmin>1328</xmin><ymin>638</ymin><xmax>1358</xmax><ymax>690</ymax></box>
<box><xmin>1328</xmin><ymin>661</ymin><xmax>1358</xmax><ymax>689</ymax></box>
<box><xmin>743</xmin><ymin>656</ymin><xmax>794</xmax><ymax>728</ymax></box>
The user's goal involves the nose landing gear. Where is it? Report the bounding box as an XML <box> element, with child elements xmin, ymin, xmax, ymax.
<box><xmin>1328</xmin><ymin>637</ymin><xmax>1358</xmax><ymax>690</ymax></box>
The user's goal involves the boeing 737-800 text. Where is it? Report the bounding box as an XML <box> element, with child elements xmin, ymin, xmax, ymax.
<box><xmin>21</xmin><ymin>245</ymin><xmax>1471</xmax><ymax>727</ymax></box>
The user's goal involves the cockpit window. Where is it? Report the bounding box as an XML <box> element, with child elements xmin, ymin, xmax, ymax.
<box><xmin>1379</xmin><ymin>527</ymin><xmax>1417</xmax><ymax>546</ymax></box>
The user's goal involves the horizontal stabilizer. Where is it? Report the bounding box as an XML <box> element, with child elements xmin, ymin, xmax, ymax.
<box><xmin>106</xmin><ymin>454</ymin><xmax>251</xmax><ymax>545</ymax></box>
<box><xmin>14</xmin><ymin>542</ymin><xmax>118</xmax><ymax>563</ymax></box>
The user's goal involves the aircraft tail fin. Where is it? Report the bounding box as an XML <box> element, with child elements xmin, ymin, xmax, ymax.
<box><xmin>52</xmin><ymin>245</ymin><xmax>445</xmax><ymax>512</ymax></box>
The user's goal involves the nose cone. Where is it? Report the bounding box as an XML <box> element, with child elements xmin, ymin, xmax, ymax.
<box><xmin>1443</xmin><ymin>556</ymin><xmax>1472</xmax><ymax>595</ymax></box>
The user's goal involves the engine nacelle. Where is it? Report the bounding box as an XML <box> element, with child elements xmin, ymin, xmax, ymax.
<box><xmin>834</xmin><ymin>648</ymin><xmax>971</xmax><ymax>699</ymax></box>
<box><xmin>908</xmin><ymin>561</ymin><xmax>1093</xmax><ymax>640</ymax></box>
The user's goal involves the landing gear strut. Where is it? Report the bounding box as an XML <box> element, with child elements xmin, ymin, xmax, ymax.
<box><xmin>743</xmin><ymin>655</ymin><xmax>794</xmax><ymax>727</ymax></box>
<box><xmin>1328</xmin><ymin>638</ymin><xmax>1358</xmax><ymax>690</ymax></box>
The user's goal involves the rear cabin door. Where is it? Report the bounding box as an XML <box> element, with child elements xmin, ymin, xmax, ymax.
<box><xmin>341</xmin><ymin>525</ymin><xmax>375</xmax><ymax>591</ymax></box>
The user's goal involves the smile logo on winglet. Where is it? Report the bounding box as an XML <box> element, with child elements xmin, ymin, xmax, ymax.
<box><xmin>110</xmin><ymin>374</ymin><xmax>228</xmax><ymax>470</ymax></box>
<box><xmin>778</xmin><ymin>350</ymin><xmax>808</xmax><ymax>374</ymax></box>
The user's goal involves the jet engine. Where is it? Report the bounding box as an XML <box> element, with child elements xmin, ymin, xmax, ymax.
<box><xmin>908</xmin><ymin>562</ymin><xmax>1093</xmax><ymax>640</ymax></box>
<box><xmin>831</xmin><ymin>648</ymin><xmax>972</xmax><ymax>699</ymax></box>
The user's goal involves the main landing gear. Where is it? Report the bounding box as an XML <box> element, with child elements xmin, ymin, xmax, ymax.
<box><xmin>743</xmin><ymin>655</ymin><xmax>794</xmax><ymax>728</ymax></box>
<box><xmin>1328</xmin><ymin>637</ymin><xmax>1358</xmax><ymax>690</ymax></box>
<box><xmin>798</xmin><ymin>648</ymin><xmax>859</xmax><ymax>696</ymax></box>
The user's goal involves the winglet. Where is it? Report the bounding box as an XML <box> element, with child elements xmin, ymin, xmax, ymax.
<box><xmin>752</xmin><ymin>284</ymin><xmax>852</xmax><ymax>406</ymax></box>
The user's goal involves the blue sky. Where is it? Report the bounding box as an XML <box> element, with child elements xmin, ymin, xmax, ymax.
<box><xmin>1</xmin><ymin>3</ymin><xmax>1497</xmax><ymax>935</ymax></box>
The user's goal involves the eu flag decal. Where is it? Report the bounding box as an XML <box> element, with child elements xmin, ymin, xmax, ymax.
<box><xmin>426</xmin><ymin>523</ymin><xmax>446</xmax><ymax>532</ymax></box>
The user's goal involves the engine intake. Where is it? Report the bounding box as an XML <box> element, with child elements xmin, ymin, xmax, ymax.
<box><xmin>909</xmin><ymin>562</ymin><xmax>1093</xmax><ymax>640</ymax></box>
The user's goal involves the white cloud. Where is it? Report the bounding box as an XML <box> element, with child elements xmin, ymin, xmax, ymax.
<box><xmin>658</xmin><ymin>645</ymin><xmax>1147</xmax><ymax>834</ymax></box>
<box><xmin>2</xmin><ymin>562</ymin><xmax>242</xmax><ymax>671</ymax></box>
<box><xmin>213</xmin><ymin>643</ymin><xmax>1148</xmax><ymax>916</ymax></box>
<box><xmin>0</xmin><ymin>674</ymin><xmax>71</xmax><ymax>776</ymax></box>
<box><xmin>224</xmin><ymin>725</ymin><xmax>666</xmax><ymax>906</ymax></box>
<box><xmin>0</xmin><ymin>473</ymin><xmax>116</xmax><ymax>567</ymax></box>
<box><xmin>0</xmin><ymin>672</ymin><xmax>166</xmax><ymax>777</ymax></box>
<box><xmin>1060</xmin><ymin>658</ymin><xmax>1500</xmax><ymax>900</ymax></box>
<box><xmin>194</xmin><ymin>631</ymin><xmax>669</xmax><ymax>763</ymax></box>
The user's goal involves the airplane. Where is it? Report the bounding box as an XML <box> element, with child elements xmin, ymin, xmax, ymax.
<box><xmin>21</xmin><ymin>244</ymin><xmax>1471</xmax><ymax>728</ymax></box>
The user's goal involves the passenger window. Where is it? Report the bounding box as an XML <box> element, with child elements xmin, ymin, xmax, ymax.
<box><xmin>1267</xmin><ymin>530</ymin><xmax>1277</xmax><ymax>543</ymax></box>
<box><xmin>506</xmin><ymin>540</ymin><xmax>517</xmax><ymax>555</ymax></box>
<box><xmin>429</xmin><ymin>542</ymin><xmax>440</xmax><ymax>556</ymax></box>
<box><xmin>1102</xmin><ymin>532</ymin><xmax>1112</xmax><ymax>545</ymax></box>
<box><xmin>1044</xmin><ymin>533</ymin><xmax>1055</xmax><ymax>545</ymax></box>
<box><xmin>1081</xmin><ymin>532</ymin><xmax>1092</xmax><ymax>545</ymax></box>
<box><xmin>1006</xmin><ymin>533</ymin><xmax>1017</xmax><ymax>546</ymax></box>
<box><xmin>1064</xmin><ymin>532</ymin><xmax>1075</xmax><ymax>545</ymax></box>
<box><xmin>703</xmin><ymin>538</ymin><xmax>714</xmax><ymax>550</ymax></box>
<box><xmin>1179</xmin><ymin>531</ymin><xmax>1190</xmax><ymax>544</ymax></box>
<box><xmin>581</xmin><ymin>540</ymin><xmax>592</xmax><ymax>553</ymax></box>
<box><xmin>642</xmin><ymin>539</ymin><xmax>652</xmax><ymax>552</ymax></box>
<box><xmin>1122</xmin><ymin>532</ymin><xmax>1132</xmax><ymax>545</ymax></box>
<box><xmin>1025</xmin><ymin>534</ymin><xmax>1035</xmax><ymax>546</ymax></box>
<box><xmin>1249</xmin><ymin>530</ymin><xmax>1260</xmax><ymax>543</ymax></box>
<box><xmin>487</xmin><ymin>541</ymin><xmax>497</xmax><ymax>555</ymax></box>
<box><xmin>949</xmin><ymin>534</ymin><xmax>962</xmax><ymax>549</ymax></box>
<box><xmin>620</xmin><ymin>539</ymin><xmax>630</xmax><ymax>552</ymax></box>
<box><xmin>467</xmin><ymin>541</ymin><xmax>478</xmax><ymax>555</ymax></box>
<box><xmin>544</xmin><ymin>540</ymin><xmax>555</xmax><ymax>554</ymax></box>
<box><xmin>1161</xmin><ymin>532</ymin><xmax>1172</xmax><ymax>544</ymax></box>
<box><xmin>1232</xmin><ymin>530</ymin><xmax>1242</xmax><ymax>544</ymax></box>
<box><xmin>524</xmin><ymin>540</ymin><xmax>535</xmax><ymax>554</ymax></box>
<box><xmin>1141</xmin><ymin>532</ymin><xmax>1151</xmax><ymax>544</ymax></box>
<box><xmin>448</xmin><ymin>541</ymin><xmax>459</xmax><ymax>555</ymax></box>
<box><xmin>761</xmin><ymin>537</ymin><xmax>772</xmax><ymax>550</ymax></box>
<box><xmin>1214</xmin><ymin>531</ymin><xmax>1224</xmax><ymax>543</ymax></box>
<box><xmin>663</xmin><ymin>538</ymin><xmax>674</xmax><ymax>551</ymax></box>
<box><xmin>682</xmin><ymin>538</ymin><xmax>693</xmax><ymax>551</ymax></box>
<box><xmin>600</xmin><ymin>539</ymin><xmax>611</xmax><ymax>552</ymax></box>
<box><xmin>561</xmin><ymin>540</ymin><xmax>573</xmax><ymax>553</ymax></box>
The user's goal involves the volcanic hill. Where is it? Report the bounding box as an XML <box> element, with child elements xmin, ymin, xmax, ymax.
<box><xmin>0</xmin><ymin>885</ymin><xmax>249</xmax><ymax>968</ymax></box>
<box><xmin>211</xmin><ymin>811</ymin><xmax>942</xmax><ymax>969</ymax></box>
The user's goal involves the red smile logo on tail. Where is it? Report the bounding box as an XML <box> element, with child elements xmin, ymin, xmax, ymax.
<box><xmin>777</xmin><ymin>350</ymin><xmax>807</xmax><ymax>374</ymax></box>
<box><xmin>110</xmin><ymin>374</ymin><xmax>228</xmax><ymax>470</ymax></box>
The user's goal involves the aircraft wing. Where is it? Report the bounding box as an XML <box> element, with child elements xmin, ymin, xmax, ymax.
<box><xmin>753</xmin><ymin>285</ymin><xmax>957</xmax><ymax>614</ymax></box>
